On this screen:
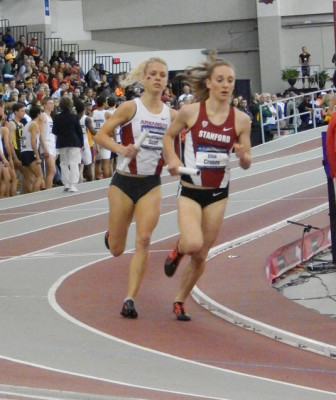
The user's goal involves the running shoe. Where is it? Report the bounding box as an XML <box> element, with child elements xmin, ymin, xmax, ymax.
<box><xmin>173</xmin><ymin>301</ymin><xmax>191</xmax><ymax>321</ymax></box>
<box><xmin>120</xmin><ymin>298</ymin><xmax>138</xmax><ymax>319</ymax></box>
<box><xmin>164</xmin><ymin>243</ymin><xmax>184</xmax><ymax>277</ymax></box>
<box><xmin>104</xmin><ymin>231</ymin><xmax>109</xmax><ymax>250</ymax></box>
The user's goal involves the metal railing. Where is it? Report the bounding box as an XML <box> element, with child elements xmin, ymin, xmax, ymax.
<box><xmin>260</xmin><ymin>88</ymin><xmax>334</xmax><ymax>143</ymax></box>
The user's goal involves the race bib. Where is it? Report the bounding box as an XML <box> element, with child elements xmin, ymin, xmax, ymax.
<box><xmin>196</xmin><ymin>145</ymin><xmax>228</xmax><ymax>169</ymax></box>
<box><xmin>141</xmin><ymin>134</ymin><xmax>163</xmax><ymax>151</ymax></box>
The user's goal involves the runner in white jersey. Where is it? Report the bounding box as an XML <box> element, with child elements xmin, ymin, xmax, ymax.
<box><xmin>94</xmin><ymin>57</ymin><xmax>177</xmax><ymax>319</ymax></box>
<box><xmin>75</xmin><ymin>101</ymin><xmax>97</xmax><ymax>182</ymax></box>
<box><xmin>20</xmin><ymin>105</ymin><xmax>44</xmax><ymax>192</ymax></box>
<box><xmin>39</xmin><ymin>97</ymin><xmax>56</xmax><ymax>189</ymax></box>
<box><xmin>105</xmin><ymin>96</ymin><xmax>120</xmax><ymax>174</ymax></box>
<box><xmin>92</xmin><ymin>95</ymin><xmax>110</xmax><ymax>178</ymax></box>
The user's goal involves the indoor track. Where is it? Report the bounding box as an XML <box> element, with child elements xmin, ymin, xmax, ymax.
<box><xmin>0</xmin><ymin>127</ymin><xmax>335</xmax><ymax>400</ymax></box>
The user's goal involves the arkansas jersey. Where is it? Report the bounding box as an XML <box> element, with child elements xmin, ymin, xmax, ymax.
<box><xmin>117</xmin><ymin>98</ymin><xmax>171</xmax><ymax>175</ymax></box>
<box><xmin>183</xmin><ymin>102</ymin><xmax>237</xmax><ymax>188</ymax></box>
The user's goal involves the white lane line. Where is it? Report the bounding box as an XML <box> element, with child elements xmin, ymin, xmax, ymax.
<box><xmin>0</xmin><ymin>182</ymin><xmax>109</xmax><ymax>211</ymax></box>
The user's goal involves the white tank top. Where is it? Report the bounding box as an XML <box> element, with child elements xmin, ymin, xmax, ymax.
<box><xmin>21</xmin><ymin>121</ymin><xmax>39</xmax><ymax>152</ymax></box>
<box><xmin>93</xmin><ymin>109</ymin><xmax>106</xmax><ymax>130</ymax></box>
<box><xmin>80</xmin><ymin>114</ymin><xmax>88</xmax><ymax>138</ymax></box>
<box><xmin>117</xmin><ymin>98</ymin><xmax>171</xmax><ymax>176</ymax></box>
<box><xmin>106</xmin><ymin>108</ymin><xmax>121</xmax><ymax>143</ymax></box>
<box><xmin>41</xmin><ymin>112</ymin><xmax>55</xmax><ymax>145</ymax></box>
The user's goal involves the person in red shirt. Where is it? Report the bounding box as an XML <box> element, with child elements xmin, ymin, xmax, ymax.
<box><xmin>25</xmin><ymin>37</ymin><xmax>41</xmax><ymax>60</ymax></box>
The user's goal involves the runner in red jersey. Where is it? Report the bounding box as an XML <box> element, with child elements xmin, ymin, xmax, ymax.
<box><xmin>162</xmin><ymin>50</ymin><xmax>252</xmax><ymax>321</ymax></box>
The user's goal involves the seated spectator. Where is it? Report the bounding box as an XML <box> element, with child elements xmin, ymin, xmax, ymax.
<box><xmin>38</xmin><ymin>64</ymin><xmax>49</xmax><ymax>84</ymax></box>
<box><xmin>14</xmin><ymin>35</ymin><xmax>26</xmax><ymax>67</ymax></box>
<box><xmin>51</xmin><ymin>80</ymin><xmax>67</xmax><ymax>99</ymax></box>
<box><xmin>66</xmin><ymin>51</ymin><xmax>78</xmax><ymax>66</ymax></box>
<box><xmin>49</xmin><ymin>50</ymin><xmax>59</xmax><ymax>66</ymax></box>
<box><xmin>25</xmin><ymin>37</ymin><xmax>41</xmax><ymax>60</ymax></box>
<box><xmin>48</xmin><ymin>66</ymin><xmax>58</xmax><ymax>94</ymax></box>
<box><xmin>3</xmin><ymin>53</ymin><xmax>15</xmax><ymax>82</ymax></box>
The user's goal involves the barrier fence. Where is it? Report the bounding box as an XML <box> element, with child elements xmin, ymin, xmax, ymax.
<box><xmin>259</xmin><ymin>88</ymin><xmax>334</xmax><ymax>144</ymax></box>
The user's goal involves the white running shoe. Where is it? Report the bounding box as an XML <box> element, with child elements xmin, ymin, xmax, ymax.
<box><xmin>69</xmin><ymin>186</ymin><xmax>78</xmax><ymax>192</ymax></box>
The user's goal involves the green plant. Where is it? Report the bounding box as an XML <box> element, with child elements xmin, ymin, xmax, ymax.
<box><xmin>281</xmin><ymin>68</ymin><xmax>300</xmax><ymax>81</ymax></box>
<box><xmin>314</xmin><ymin>69</ymin><xmax>330</xmax><ymax>89</ymax></box>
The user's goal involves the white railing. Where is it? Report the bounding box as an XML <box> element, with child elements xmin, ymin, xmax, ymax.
<box><xmin>260</xmin><ymin>88</ymin><xmax>334</xmax><ymax>143</ymax></box>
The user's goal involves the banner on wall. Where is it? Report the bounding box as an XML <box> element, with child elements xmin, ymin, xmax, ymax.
<box><xmin>45</xmin><ymin>0</ymin><xmax>50</xmax><ymax>16</ymax></box>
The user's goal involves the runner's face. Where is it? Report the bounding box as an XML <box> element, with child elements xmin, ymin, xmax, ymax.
<box><xmin>17</xmin><ymin>107</ymin><xmax>26</xmax><ymax>119</ymax></box>
<box><xmin>143</xmin><ymin>61</ymin><xmax>168</xmax><ymax>93</ymax></box>
<box><xmin>207</xmin><ymin>65</ymin><xmax>235</xmax><ymax>102</ymax></box>
<box><xmin>45</xmin><ymin>100</ymin><xmax>54</xmax><ymax>112</ymax></box>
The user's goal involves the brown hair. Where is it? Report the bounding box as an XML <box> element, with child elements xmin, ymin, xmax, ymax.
<box><xmin>179</xmin><ymin>50</ymin><xmax>235</xmax><ymax>102</ymax></box>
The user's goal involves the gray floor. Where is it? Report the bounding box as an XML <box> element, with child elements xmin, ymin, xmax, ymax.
<box><xmin>273</xmin><ymin>247</ymin><xmax>336</xmax><ymax>319</ymax></box>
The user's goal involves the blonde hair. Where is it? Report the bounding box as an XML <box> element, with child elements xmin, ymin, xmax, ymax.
<box><xmin>179</xmin><ymin>50</ymin><xmax>235</xmax><ymax>102</ymax></box>
<box><xmin>120</xmin><ymin>57</ymin><xmax>168</xmax><ymax>88</ymax></box>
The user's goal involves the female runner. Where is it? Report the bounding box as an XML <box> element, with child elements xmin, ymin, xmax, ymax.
<box><xmin>162</xmin><ymin>51</ymin><xmax>252</xmax><ymax>320</ymax></box>
<box><xmin>94</xmin><ymin>57</ymin><xmax>177</xmax><ymax>318</ymax></box>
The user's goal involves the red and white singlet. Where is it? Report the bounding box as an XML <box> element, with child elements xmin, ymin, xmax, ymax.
<box><xmin>117</xmin><ymin>98</ymin><xmax>171</xmax><ymax>175</ymax></box>
<box><xmin>183</xmin><ymin>102</ymin><xmax>237</xmax><ymax>188</ymax></box>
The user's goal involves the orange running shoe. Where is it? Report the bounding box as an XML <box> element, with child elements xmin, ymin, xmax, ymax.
<box><xmin>164</xmin><ymin>243</ymin><xmax>184</xmax><ymax>277</ymax></box>
<box><xmin>173</xmin><ymin>302</ymin><xmax>191</xmax><ymax>321</ymax></box>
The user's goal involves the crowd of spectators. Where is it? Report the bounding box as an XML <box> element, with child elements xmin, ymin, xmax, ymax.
<box><xmin>0</xmin><ymin>31</ymin><xmax>332</xmax><ymax>197</ymax></box>
<box><xmin>230</xmin><ymin>89</ymin><xmax>332</xmax><ymax>145</ymax></box>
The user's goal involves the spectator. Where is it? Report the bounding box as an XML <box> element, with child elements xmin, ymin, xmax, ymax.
<box><xmin>251</xmin><ymin>93</ymin><xmax>273</xmax><ymax>144</ymax></box>
<box><xmin>263</xmin><ymin>93</ymin><xmax>277</xmax><ymax>133</ymax></box>
<box><xmin>298</xmin><ymin>95</ymin><xmax>312</xmax><ymax>127</ymax></box>
<box><xmin>51</xmin><ymin>80</ymin><xmax>67</xmax><ymax>99</ymax></box>
<box><xmin>0</xmin><ymin>42</ymin><xmax>6</xmax><ymax>84</ymax></box>
<box><xmin>87</xmin><ymin>63</ymin><xmax>101</xmax><ymax>88</ymax></box>
<box><xmin>52</xmin><ymin>96</ymin><xmax>83</xmax><ymax>192</ymax></box>
<box><xmin>25</xmin><ymin>37</ymin><xmax>41</xmax><ymax>60</ymax></box>
<box><xmin>231</xmin><ymin>97</ymin><xmax>239</xmax><ymax>108</ymax></box>
<box><xmin>299</xmin><ymin>46</ymin><xmax>311</xmax><ymax>88</ymax></box>
<box><xmin>3</xmin><ymin>53</ymin><xmax>15</xmax><ymax>82</ymax></box>
<box><xmin>178</xmin><ymin>84</ymin><xmax>193</xmax><ymax>102</ymax></box>
<box><xmin>238</xmin><ymin>98</ymin><xmax>253</xmax><ymax>121</ymax></box>
<box><xmin>3</xmin><ymin>28</ymin><xmax>15</xmax><ymax>49</ymax></box>
<box><xmin>16</xmin><ymin>57</ymin><xmax>31</xmax><ymax>82</ymax></box>
<box><xmin>13</xmin><ymin>35</ymin><xmax>26</xmax><ymax>67</ymax></box>
<box><xmin>96</xmin><ymin>73</ymin><xmax>114</xmax><ymax>97</ymax></box>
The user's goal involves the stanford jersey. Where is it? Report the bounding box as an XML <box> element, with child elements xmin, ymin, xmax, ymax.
<box><xmin>183</xmin><ymin>102</ymin><xmax>237</xmax><ymax>188</ymax></box>
<box><xmin>117</xmin><ymin>98</ymin><xmax>171</xmax><ymax>175</ymax></box>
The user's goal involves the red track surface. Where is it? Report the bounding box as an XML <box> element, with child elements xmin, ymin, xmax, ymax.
<box><xmin>1</xmin><ymin>133</ymin><xmax>335</xmax><ymax>399</ymax></box>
